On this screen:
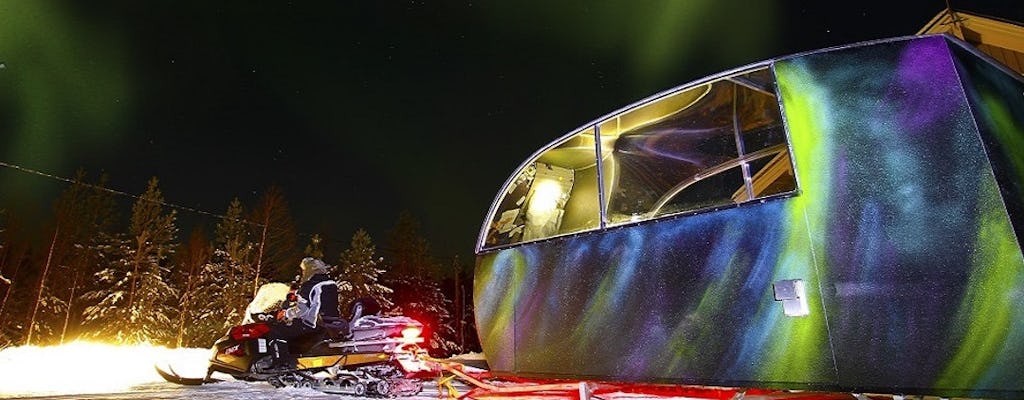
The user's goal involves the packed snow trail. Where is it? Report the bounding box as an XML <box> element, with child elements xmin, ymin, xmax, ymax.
<box><xmin>1</xmin><ymin>343</ymin><xmax>893</xmax><ymax>399</ymax></box>
<box><xmin>0</xmin><ymin>342</ymin><xmax>467</xmax><ymax>399</ymax></box>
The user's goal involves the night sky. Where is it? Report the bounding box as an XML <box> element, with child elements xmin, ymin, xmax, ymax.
<box><xmin>1</xmin><ymin>0</ymin><xmax>1019</xmax><ymax>259</ymax></box>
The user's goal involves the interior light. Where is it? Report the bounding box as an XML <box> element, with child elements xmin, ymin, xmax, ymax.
<box><xmin>527</xmin><ymin>179</ymin><xmax>562</xmax><ymax>219</ymax></box>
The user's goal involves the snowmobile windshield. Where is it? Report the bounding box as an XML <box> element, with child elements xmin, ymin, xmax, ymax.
<box><xmin>242</xmin><ymin>282</ymin><xmax>291</xmax><ymax>324</ymax></box>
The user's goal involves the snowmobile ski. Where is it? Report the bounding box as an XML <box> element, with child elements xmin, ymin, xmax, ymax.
<box><xmin>154</xmin><ymin>363</ymin><xmax>220</xmax><ymax>386</ymax></box>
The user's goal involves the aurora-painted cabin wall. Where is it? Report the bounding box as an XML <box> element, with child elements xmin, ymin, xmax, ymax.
<box><xmin>474</xmin><ymin>35</ymin><xmax>1024</xmax><ymax>399</ymax></box>
<box><xmin>949</xmin><ymin>43</ymin><xmax>1024</xmax><ymax>245</ymax></box>
<box><xmin>774</xmin><ymin>35</ymin><xmax>1024</xmax><ymax>396</ymax></box>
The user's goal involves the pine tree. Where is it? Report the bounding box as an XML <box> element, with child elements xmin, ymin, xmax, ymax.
<box><xmin>186</xmin><ymin>249</ymin><xmax>253</xmax><ymax>346</ymax></box>
<box><xmin>25</xmin><ymin>225</ymin><xmax>62</xmax><ymax>345</ymax></box>
<box><xmin>26</xmin><ymin>170</ymin><xmax>118</xmax><ymax>345</ymax></box>
<box><xmin>62</xmin><ymin>172</ymin><xmax>119</xmax><ymax>343</ymax></box>
<box><xmin>82</xmin><ymin>177</ymin><xmax>179</xmax><ymax>344</ymax></box>
<box><xmin>0</xmin><ymin>214</ymin><xmax>31</xmax><ymax>347</ymax></box>
<box><xmin>184</xmin><ymin>198</ymin><xmax>258</xmax><ymax>345</ymax></box>
<box><xmin>173</xmin><ymin>227</ymin><xmax>212</xmax><ymax>347</ymax></box>
<box><xmin>213</xmin><ymin>197</ymin><xmax>257</xmax><ymax>308</ymax></box>
<box><xmin>336</xmin><ymin>229</ymin><xmax>392</xmax><ymax>312</ymax></box>
<box><xmin>25</xmin><ymin>177</ymin><xmax>82</xmax><ymax>345</ymax></box>
<box><xmin>447</xmin><ymin>255</ymin><xmax>481</xmax><ymax>353</ymax></box>
<box><xmin>215</xmin><ymin>197</ymin><xmax>252</xmax><ymax>264</ymax></box>
<box><xmin>383</xmin><ymin>211</ymin><xmax>461</xmax><ymax>356</ymax></box>
<box><xmin>249</xmin><ymin>186</ymin><xmax>300</xmax><ymax>292</ymax></box>
<box><xmin>0</xmin><ymin>255</ymin><xmax>31</xmax><ymax>348</ymax></box>
<box><xmin>304</xmin><ymin>234</ymin><xmax>324</xmax><ymax>259</ymax></box>
<box><xmin>385</xmin><ymin>210</ymin><xmax>434</xmax><ymax>277</ymax></box>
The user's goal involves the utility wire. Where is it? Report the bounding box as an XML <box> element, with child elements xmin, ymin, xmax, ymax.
<box><xmin>0</xmin><ymin>160</ymin><xmax>233</xmax><ymax>221</ymax></box>
<box><xmin>0</xmin><ymin>160</ymin><xmax>354</xmax><ymax>245</ymax></box>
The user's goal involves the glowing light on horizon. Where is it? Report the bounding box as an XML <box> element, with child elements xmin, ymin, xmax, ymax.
<box><xmin>0</xmin><ymin>341</ymin><xmax>209</xmax><ymax>397</ymax></box>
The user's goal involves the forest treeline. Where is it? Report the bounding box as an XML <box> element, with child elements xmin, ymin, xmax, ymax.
<box><xmin>0</xmin><ymin>170</ymin><xmax>480</xmax><ymax>357</ymax></box>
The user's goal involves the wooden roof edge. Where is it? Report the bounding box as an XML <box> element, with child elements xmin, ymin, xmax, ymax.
<box><xmin>918</xmin><ymin>8</ymin><xmax>1024</xmax><ymax>52</ymax></box>
<box><xmin>917</xmin><ymin>8</ymin><xmax>955</xmax><ymax>35</ymax></box>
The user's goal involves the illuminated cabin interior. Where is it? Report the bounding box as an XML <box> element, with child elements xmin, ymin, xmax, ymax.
<box><xmin>481</xmin><ymin>67</ymin><xmax>797</xmax><ymax>250</ymax></box>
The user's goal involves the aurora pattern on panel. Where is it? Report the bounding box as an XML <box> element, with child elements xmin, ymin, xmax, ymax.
<box><xmin>474</xmin><ymin>35</ymin><xmax>1024</xmax><ymax>399</ymax></box>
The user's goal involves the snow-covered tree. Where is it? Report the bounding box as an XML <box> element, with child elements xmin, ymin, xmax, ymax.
<box><xmin>62</xmin><ymin>171</ymin><xmax>118</xmax><ymax>343</ymax></box>
<box><xmin>215</xmin><ymin>197</ymin><xmax>252</xmax><ymax>264</ymax></box>
<box><xmin>26</xmin><ymin>170</ymin><xmax>118</xmax><ymax>345</ymax></box>
<box><xmin>184</xmin><ymin>198</ymin><xmax>259</xmax><ymax>346</ymax></box>
<box><xmin>82</xmin><ymin>177</ymin><xmax>179</xmax><ymax>345</ymax></box>
<box><xmin>58</xmin><ymin>171</ymin><xmax>118</xmax><ymax>344</ymax></box>
<box><xmin>335</xmin><ymin>229</ymin><xmax>392</xmax><ymax>313</ymax></box>
<box><xmin>383</xmin><ymin>211</ymin><xmax>461</xmax><ymax>356</ymax></box>
<box><xmin>0</xmin><ymin>254</ymin><xmax>31</xmax><ymax>348</ymax></box>
<box><xmin>0</xmin><ymin>215</ymin><xmax>30</xmax><ymax>348</ymax></box>
<box><xmin>213</xmin><ymin>197</ymin><xmax>257</xmax><ymax>290</ymax></box>
<box><xmin>387</xmin><ymin>273</ymin><xmax>459</xmax><ymax>357</ymax></box>
<box><xmin>24</xmin><ymin>226</ymin><xmax>64</xmax><ymax>345</ymax></box>
<box><xmin>179</xmin><ymin>249</ymin><xmax>250</xmax><ymax>346</ymax></box>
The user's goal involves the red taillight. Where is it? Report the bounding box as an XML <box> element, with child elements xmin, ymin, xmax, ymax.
<box><xmin>401</xmin><ymin>325</ymin><xmax>424</xmax><ymax>344</ymax></box>
<box><xmin>230</xmin><ymin>322</ymin><xmax>271</xmax><ymax>341</ymax></box>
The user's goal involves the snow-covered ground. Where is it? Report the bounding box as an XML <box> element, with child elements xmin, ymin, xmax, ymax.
<box><xmin>0</xmin><ymin>343</ymin><xmax>456</xmax><ymax>398</ymax></box>
<box><xmin>0</xmin><ymin>342</ymin><xmax>692</xmax><ymax>400</ymax></box>
<box><xmin>0</xmin><ymin>342</ymin><xmax>473</xmax><ymax>399</ymax></box>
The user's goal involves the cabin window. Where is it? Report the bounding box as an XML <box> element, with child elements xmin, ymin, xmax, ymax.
<box><xmin>601</xmin><ymin>67</ymin><xmax>795</xmax><ymax>225</ymax></box>
<box><xmin>480</xmin><ymin>67</ymin><xmax>797</xmax><ymax>250</ymax></box>
<box><xmin>484</xmin><ymin>128</ymin><xmax>601</xmax><ymax>248</ymax></box>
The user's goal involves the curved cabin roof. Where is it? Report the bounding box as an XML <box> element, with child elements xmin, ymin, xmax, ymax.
<box><xmin>918</xmin><ymin>8</ymin><xmax>1024</xmax><ymax>75</ymax></box>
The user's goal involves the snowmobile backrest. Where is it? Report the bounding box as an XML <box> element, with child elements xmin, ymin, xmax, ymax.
<box><xmin>348</xmin><ymin>298</ymin><xmax>381</xmax><ymax>321</ymax></box>
<box><xmin>352</xmin><ymin>315</ymin><xmax>385</xmax><ymax>328</ymax></box>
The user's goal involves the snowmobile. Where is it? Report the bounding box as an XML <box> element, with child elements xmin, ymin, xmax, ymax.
<box><xmin>157</xmin><ymin>282</ymin><xmax>431</xmax><ymax>397</ymax></box>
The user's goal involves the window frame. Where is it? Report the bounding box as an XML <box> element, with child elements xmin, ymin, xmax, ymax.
<box><xmin>477</xmin><ymin>62</ymin><xmax>800</xmax><ymax>252</ymax></box>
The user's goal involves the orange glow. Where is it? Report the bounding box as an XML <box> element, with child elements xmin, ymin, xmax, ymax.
<box><xmin>0</xmin><ymin>341</ymin><xmax>208</xmax><ymax>397</ymax></box>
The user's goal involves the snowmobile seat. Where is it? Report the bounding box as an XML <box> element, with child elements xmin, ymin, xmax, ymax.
<box><xmin>321</xmin><ymin>316</ymin><xmax>351</xmax><ymax>340</ymax></box>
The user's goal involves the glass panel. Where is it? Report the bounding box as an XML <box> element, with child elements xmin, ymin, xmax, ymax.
<box><xmin>731</xmin><ymin>68</ymin><xmax>775</xmax><ymax>97</ymax></box>
<box><xmin>733</xmin><ymin>73</ymin><xmax>794</xmax><ymax>200</ymax></box>
<box><xmin>601</xmin><ymin>67</ymin><xmax>796</xmax><ymax>225</ymax></box>
<box><xmin>655</xmin><ymin>165</ymin><xmax>745</xmax><ymax>216</ymax></box>
<box><xmin>735</xmin><ymin>72</ymin><xmax>794</xmax><ymax>200</ymax></box>
<box><xmin>739</xmin><ymin>150</ymin><xmax>795</xmax><ymax>200</ymax></box>
<box><xmin>735</xmin><ymin>79</ymin><xmax>785</xmax><ymax>153</ymax></box>
<box><xmin>602</xmin><ymin>81</ymin><xmax>740</xmax><ymax>224</ymax></box>
<box><xmin>483</xmin><ymin>128</ymin><xmax>600</xmax><ymax>248</ymax></box>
